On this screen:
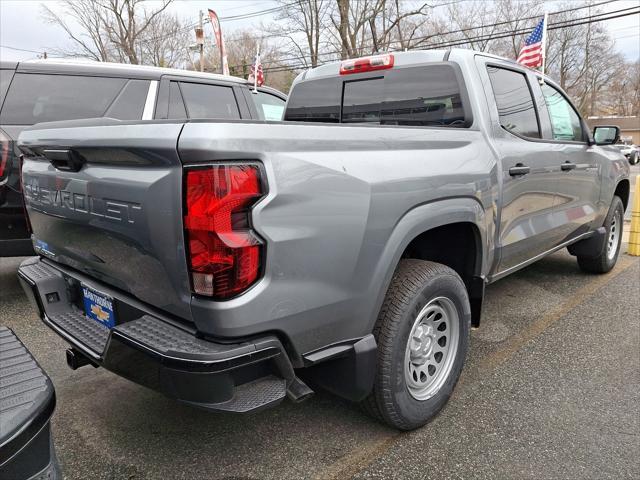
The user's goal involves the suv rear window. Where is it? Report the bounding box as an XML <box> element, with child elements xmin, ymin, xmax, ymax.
<box><xmin>285</xmin><ymin>64</ymin><xmax>469</xmax><ymax>127</ymax></box>
<box><xmin>1</xmin><ymin>73</ymin><xmax>129</xmax><ymax>124</ymax></box>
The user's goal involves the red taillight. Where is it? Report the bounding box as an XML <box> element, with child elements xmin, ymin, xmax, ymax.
<box><xmin>340</xmin><ymin>53</ymin><xmax>394</xmax><ymax>75</ymax></box>
<box><xmin>184</xmin><ymin>164</ymin><xmax>265</xmax><ymax>299</ymax></box>
<box><xmin>0</xmin><ymin>130</ymin><xmax>9</xmax><ymax>179</ymax></box>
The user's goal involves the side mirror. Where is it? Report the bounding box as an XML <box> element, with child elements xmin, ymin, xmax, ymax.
<box><xmin>593</xmin><ymin>125</ymin><xmax>620</xmax><ymax>145</ymax></box>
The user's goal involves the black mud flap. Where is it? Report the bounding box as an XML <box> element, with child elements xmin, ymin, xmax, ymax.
<box><xmin>304</xmin><ymin>335</ymin><xmax>377</xmax><ymax>402</ymax></box>
<box><xmin>567</xmin><ymin>227</ymin><xmax>607</xmax><ymax>258</ymax></box>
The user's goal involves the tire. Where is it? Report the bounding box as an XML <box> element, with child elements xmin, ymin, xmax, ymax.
<box><xmin>361</xmin><ymin>259</ymin><xmax>470</xmax><ymax>430</ymax></box>
<box><xmin>577</xmin><ymin>196</ymin><xmax>624</xmax><ymax>274</ymax></box>
<box><xmin>630</xmin><ymin>151</ymin><xmax>639</xmax><ymax>166</ymax></box>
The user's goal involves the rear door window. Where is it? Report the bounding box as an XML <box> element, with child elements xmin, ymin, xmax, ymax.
<box><xmin>486</xmin><ymin>66</ymin><xmax>540</xmax><ymax>138</ymax></box>
<box><xmin>179</xmin><ymin>82</ymin><xmax>240</xmax><ymax>119</ymax></box>
<box><xmin>1</xmin><ymin>73</ymin><xmax>127</xmax><ymax>124</ymax></box>
<box><xmin>251</xmin><ymin>91</ymin><xmax>285</xmax><ymax>121</ymax></box>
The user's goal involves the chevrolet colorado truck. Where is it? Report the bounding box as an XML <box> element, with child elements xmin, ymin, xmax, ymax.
<box><xmin>16</xmin><ymin>49</ymin><xmax>630</xmax><ymax>430</ymax></box>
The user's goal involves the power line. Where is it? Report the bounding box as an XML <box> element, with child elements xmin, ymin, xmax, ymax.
<box><xmin>228</xmin><ymin>0</ymin><xmax>632</xmax><ymax>71</ymax></box>
<box><xmin>226</xmin><ymin>5</ymin><xmax>638</xmax><ymax>73</ymax></box>
<box><xmin>256</xmin><ymin>7</ymin><xmax>640</xmax><ymax>73</ymax></box>
<box><xmin>0</xmin><ymin>44</ymin><xmax>42</xmax><ymax>54</ymax></box>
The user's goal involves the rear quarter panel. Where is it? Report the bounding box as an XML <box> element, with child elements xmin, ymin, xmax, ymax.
<box><xmin>180</xmin><ymin>121</ymin><xmax>499</xmax><ymax>359</ymax></box>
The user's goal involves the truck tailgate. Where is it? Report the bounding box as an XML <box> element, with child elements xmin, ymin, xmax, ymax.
<box><xmin>18</xmin><ymin>121</ymin><xmax>193</xmax><ymax>321</ymax></box>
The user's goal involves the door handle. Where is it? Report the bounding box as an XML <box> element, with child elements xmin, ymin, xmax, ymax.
<box><xmin>509</xmin><ymin>164</ymin><xmax>530</xmax><ymax>176</ymax></box>
<box><xmin>561</xmin><ymin>161</ymin><xmax>577</xmax><ymax>171</ymax></box>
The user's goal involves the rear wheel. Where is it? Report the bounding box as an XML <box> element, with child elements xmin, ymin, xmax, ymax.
<box><xmin>361</xmin><ymin>259</ymin><xmax>470</xmax><ymax>430</ymax></box>
<box><xmin>577</xmin><ymin>196</ymin><xmax>624</xmax><ymax>274</ymax></box>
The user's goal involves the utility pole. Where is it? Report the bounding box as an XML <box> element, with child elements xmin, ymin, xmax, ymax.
<box><xmin>198</xmin><ymin>10</ymin><xmax>204</xmax><ymax>72</ymax></box>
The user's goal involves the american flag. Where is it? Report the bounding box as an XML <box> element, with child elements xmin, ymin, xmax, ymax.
<box><xmin>517</xmin><ymin>18</ymin><xmax>545</xmax><ymax>68</ymax></box>
<box><xmin>249</xmin><ymin>52</ymin><xmax>264</xmax><ymax>88</ymax></box>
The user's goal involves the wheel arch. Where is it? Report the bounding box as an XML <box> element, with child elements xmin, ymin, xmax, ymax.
<box><xmin>368</xmin><ymin>197</ymin><xmax>489</xmax><ymax>332</ymax></box>
<box><xmin>614</xmin><ymin>179</ymin><xmax>630</xmax><ymax>211</ymax></box>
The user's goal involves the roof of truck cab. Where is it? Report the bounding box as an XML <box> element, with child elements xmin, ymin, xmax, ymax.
<box><xmin>15</xmin><ymin>58</ymin><xmax>248</xmax><ymax>84</ymax></box>
<box><xmin>294</xmin><ymin>48</ymin><xmax>552</xmax><ymax>83</ymax></box>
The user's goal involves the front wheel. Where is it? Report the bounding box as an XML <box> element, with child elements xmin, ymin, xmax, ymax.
<box><xmin>577</xmin><ymin>196</ymin><xmax>624</xmax><ymax>273</ymax></box>
<box><xmin>361</xmin><ymin>260</ymin><xmax>470</xmax><ymax>430</ymax></box>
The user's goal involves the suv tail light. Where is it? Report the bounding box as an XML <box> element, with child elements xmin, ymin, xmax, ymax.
<box><xmin>183</xmin><ymin>164</ymin><xmax>265</xmax><ymax>299</ymax></box>
<box><xmin>340</xmin><ymin>53</ymin><xmax>394</xmax><ymax>75</ymax></box>
<box><xmin>0</xmin><ymin>130</ymin><xmax>10</xmax><ymax>180</ymax></box>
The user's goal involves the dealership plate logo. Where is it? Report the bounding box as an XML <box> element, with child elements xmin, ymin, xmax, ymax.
<box><xmin>82</xmin><ymin>286</ymin><xmax>115</xmax><ymax>328</ymax></box>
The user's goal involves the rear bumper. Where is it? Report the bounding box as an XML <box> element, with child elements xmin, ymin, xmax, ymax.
<box><xmin>18</xmin><ymin>257</ymin><xmax>311</xmax><ymax>413</ymax></box>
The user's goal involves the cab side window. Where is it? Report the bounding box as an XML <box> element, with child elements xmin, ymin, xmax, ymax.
<box><xmin>486</xmin><ymin>66</ymin><xmax>540</xmax><ymax>138</ymax></box>
<box><xmin>251</xmin><ymin>91</ymin><xmax>285</xmax><ymax>121</ymax></box>
<box><xmin>540</xmin><ymin>84</ymin><xmax>584</xmax><ymax>142</ymax></box>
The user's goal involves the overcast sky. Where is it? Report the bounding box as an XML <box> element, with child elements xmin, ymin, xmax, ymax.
<box><xmin>1</xmin><ymin>0</ymin><xmax>638</xmax><ymax>63</ymax></box>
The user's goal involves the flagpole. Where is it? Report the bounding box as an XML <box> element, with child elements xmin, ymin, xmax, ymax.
<box><xmin>540</xmin><ymin>12</ymin><xmax>548</xmax><ymax>85</ymax></box>
<box><xmin>253</xmin><ymin>46</ymin><xmax>260</xmax><ymax>94</ymax></box>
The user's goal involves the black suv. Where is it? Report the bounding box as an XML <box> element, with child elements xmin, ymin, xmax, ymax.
<box><xmin>0</xmin><ymin>60</ymin><xmax>287</xmax><ymax>257</ymax></box>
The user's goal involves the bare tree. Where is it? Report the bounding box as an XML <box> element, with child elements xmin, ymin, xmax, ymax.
<box><xmin>42</xmin><ymin>0</ymin><xmax>174</xmax><ymax>65</ymax></box>
<box><xmin>269</xmin><ymin>0</ymin><xmax>332</xmax><ymax>68</ymax></box>
<box><xmin>42</xmin><ymin>1</ymin><xmax>113</xmax><ymax>61</ymax></box>
<box><xmin>545</xmin><ymin>2</ymin><xmax>623</xmax><ymax>116</ymax></box>
<box><xmin>443</xmin><ymin>0</ymin><xmax>501</xmax><ymax>52</ymax></box>
<box><xmin>369</xmin><ymin>0</ymin><xmax>431</xmax><ymax>52</ymax></box>
<box><xmin>491</xmin><ymin>0</ymin><xmax>544</xmax><ymax>58</ymax></box>
<box><xmin>140</xmin><ymin>12</ymin><xmax>190</xmax><ymax>67</ymax></box>
<box><xmin>602</xmin><ymin>61</ymin><xmax>640</xmax><ymax>116</ymax></box>
<box><xmin>331</xmin><ymin>0</ymin><xmax>375</xmax><ymax>58</ymax></box>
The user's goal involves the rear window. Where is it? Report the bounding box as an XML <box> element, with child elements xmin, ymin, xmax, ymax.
<box><xmin>1</xmin><ymin>73</ymin><xmax>128</xmax><ymax>125</ymax></box>
<box><xmin>285</xmin><ymin>64</ymin><xmax>469</xmax><ymax>127</ymax></box>
<box><xmin>179</xmin><ymin>82</ymin><xmax>240</xmax><ymax>119</ymax></box>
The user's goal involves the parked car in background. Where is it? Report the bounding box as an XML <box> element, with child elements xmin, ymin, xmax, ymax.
<box><xmin>17</xmin><ymin>49</ymin><xmax>630</xmax><ymax>431</ymax></box>
<box><xmin>618</xmin><ymin>144</ymin><xmax>639</xmax><ymax>165</ymax></box>
<box><xmin>0</xmin><ymin>60</ymin><xmax>287</xmax><ymax>257</ymax></box>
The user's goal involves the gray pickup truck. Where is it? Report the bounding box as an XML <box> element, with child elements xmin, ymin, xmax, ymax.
<box><xmin>17</xmin><ymin>49</ymin><xmax>630</xmax><ymax>430</ymax></box>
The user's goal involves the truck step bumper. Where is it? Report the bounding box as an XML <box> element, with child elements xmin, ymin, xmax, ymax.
<box><xmin>18</xmin><ymin>257</ymin><xmax>309</xmax><ymax>413</ymax></box>
<box><xmin>0</xmin><ymin>327</ymin><xmax>60</xmax><ymax>480</ymax></box>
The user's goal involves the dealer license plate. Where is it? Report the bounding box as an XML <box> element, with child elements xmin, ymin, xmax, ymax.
<box><xmin>81</xmin><ymin>285</ymin><xmax>116</xmax><ymax>329</ymax></box>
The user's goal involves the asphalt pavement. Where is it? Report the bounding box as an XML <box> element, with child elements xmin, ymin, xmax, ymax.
<box><xmin>1</xmin><ymin>245</ymin><xmax>639</xmax><ymax>479</ymax></box>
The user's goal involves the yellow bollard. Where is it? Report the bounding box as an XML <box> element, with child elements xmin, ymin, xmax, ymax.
<box><xmin>628</xmin><ymin>175</ymin><xmax>640</xmax><ymax>256</ymax></box>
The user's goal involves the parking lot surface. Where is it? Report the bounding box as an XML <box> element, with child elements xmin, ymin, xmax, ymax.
<box><xmin>1</xmin><ymin>244</ymin><xmax>639</xmax><ymax>479</ymax></box>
